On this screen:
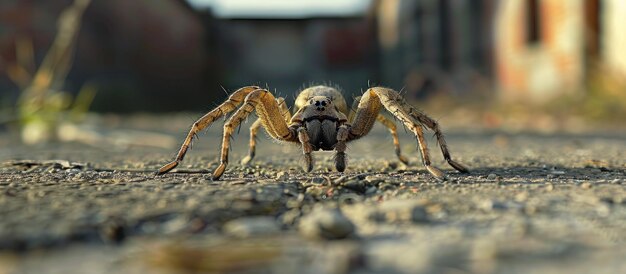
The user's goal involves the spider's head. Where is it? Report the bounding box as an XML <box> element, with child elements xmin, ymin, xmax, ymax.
<box><xmin>308</xmin><ymin>96</ymin><xmax>332</xmax><ymax>112</ymax></box>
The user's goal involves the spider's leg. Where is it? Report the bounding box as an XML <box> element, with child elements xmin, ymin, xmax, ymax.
<box><xmin>334</xmin><ymin>124</ymin><xmax>349</xmax><ymax>172</ymax></box>
<box><xmin>349</xmin><ymin>96</ymin><xmax>409</xmax><ymax>164</ymax></box>
<box><xmin>297</xmin><ymin>128</ymin><xmax>314</xmax><ymax>172</ymax></box>
<box><xmin>408</xmin><ymin>108</ymin><xmax>469</xmax><ymax>173</ymax></box>
<box><xmin>157</xmin><ymin>86</ymin><xmax>260</xmax><ymax>175</ymax></box>
<box><xmin>214</xmin><ymin>90</ymin><xmax>298</xmax><ymax>180</ymax></box>
<box><xmin>241</xmin><ymin>97</ymin><xmax>291</xmax><ymax>166</ymax></box>
<box><xmin>350</xmin><ymin>88</ymin><xmax>444</xmax><ymax>180</ymax></box>
<box><xmin>376</xmin><ymin>114</ymin><xmax>410</xmax><ymax>165</ymax></box>
<box><xmin>241</xmin><ymin>118</ymin><xmax>262</xmax><ymax>166</ymax></box>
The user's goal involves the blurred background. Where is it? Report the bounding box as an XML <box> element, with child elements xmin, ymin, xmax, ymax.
<box><xmin>1</xmin><ymin>0</ymin><xmax>626</xmax><ymax>143</ymax></box>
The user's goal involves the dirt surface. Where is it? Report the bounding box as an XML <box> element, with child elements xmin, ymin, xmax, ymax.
<box><xmin>0</xmin><ymin>114</ymin><xmax>625</xmax><ymax>274</ymax></box>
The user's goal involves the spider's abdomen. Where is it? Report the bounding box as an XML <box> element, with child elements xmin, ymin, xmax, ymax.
<box><xmin>304</xmin><ymin>118</ymin><xmax>337</xmax><ymax>151</ymax></box>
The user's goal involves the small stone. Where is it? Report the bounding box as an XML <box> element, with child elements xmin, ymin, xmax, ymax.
<box><xmin>99</xmin><ymin>217</ymin><xmax>126</xmax><ymax>244</ymax></box>
<box><xmin>365</xmin><ymin>187</ymin><xmax>377</xmax><ymax>195</ymax></box>
<box><xmin>162</xmin><ymin>216</ymin><xmax>190</xmax><ymax>234</ymax></box>
<box><xmin>342</xmin><ymin>180</ymin><xmax>365</xmax><ymax>193</ymax></box>
<box><xmin>299</xmin><ymin>208</ymin><xmax>355</xmax><ymax>240</ymax></box>
<box><xmin>545</xmin><ymin>183</ymin><xmax>554</xmax><ymax>191</ymax></box>
<box><xmin>514</xmin><ymin>192</ymin><xmax>528</xmax><ymax>202</ymax></box>
<box><xmin>275</xmin><ymin>171</ymin><xmax>288</xmax><ymax>180</ymax></box>
<box><xmin>487</xmin><ymin>174</ymin><xmax>497</xmax><ymax>180</ymax></box>
<box><xmin>365</xmin><ymin>175</ymin><xmax>384</xmax><ymax>184</ymax></box>
<box><xmin>371</xmin><ymin>199</ymin><xmax>430</xmax><ymax>223</ymax></box>
<box><xmin>280</xmin><ymin>209</ymin><xmax>302</xmax><ymax>225</ymax></box>
<box><xmin>338</xmin><ymin>193</ymin><xmax>364</xmax><ymax>205</ymax></box>
<box><xmin>66</xmin><ymin>168</ymin><xmax>81</xmax><ymax>174</ymax></box>
<box><xmin>223</xmin><ymin>217</ymin><xmax>280</xmax><ymax>238</ymax></box>
<box><xmin>580</xmin><ymin>182</ymin><xmax>592</xmax><ymax>189</ymax></box>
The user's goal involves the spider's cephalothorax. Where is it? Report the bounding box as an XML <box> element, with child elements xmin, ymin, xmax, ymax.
<box><xmin>157</xmin><ymin>85</ymin><xmax>469</xmax><ymax>180</ymax></box>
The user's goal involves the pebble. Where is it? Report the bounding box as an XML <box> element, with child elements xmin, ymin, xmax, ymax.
<box><xmin>487</xmin><ymin>174</ymin><xmax>498</xmax><ymax>180</ymax></box>
<box><xmin>580</xmin><ymin>182</ymin><xmax>592</xmax><ymax>189</ymax></box>
<box><xmin>342</xmin><ymin>180</ymin><xmax>365</xmax><ymax>193</ymax></box>
<box><xmin>99</xmin><ymin>217</ymin><xmax>126</xmax><ymax>244</ymax></box>
<box><xmin>365</xmin><ymin>187</ymin><xmax>377</xmax><ymax>195</ymax></box>
<box><xmin>338</xmin><ymin>193</ymin><xmax>364</xmax><ymax>205</ymax></box>
<box><xmin>299</xmin><ymin>208</ymin><xmax>355</xmax><ymax>240</ymax></box>
<box><xmin>477</xmin><ymin>199</ymin><xmax>508</xmax><ymax>211</ymax></box>
<box><xmin>365</xmin><ymin>175</ymin><xmax>384</xmax><ymax>184</ymax></box>
<box><xmin>371</xmin><ymin>199</ymin><xmax>430</xmax><ymax>223</ymax></box>
<box><xmin>66</xmin><ymin>168</ymin><xmax>81</xmax><ymax>174</ymax></box>
<box><xmin>223</xmin><ymin>217</ymin><xmax>280</xmax><ymax>238</ymax></box>
<box><xmin>275</xmin><ymin>171</ymin><xmax>288</xmax><ymax>180</ymax></box>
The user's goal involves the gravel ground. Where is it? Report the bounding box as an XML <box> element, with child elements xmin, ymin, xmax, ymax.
<box><xmin>0</xmin><ymin>115</ymin><xmax>625</xmax><ymax>274</ymax></box>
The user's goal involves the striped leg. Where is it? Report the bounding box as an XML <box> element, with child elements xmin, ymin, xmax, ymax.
<box><xmin>349</xmin><ymin>96</ymin><xmax>409</xmax><ymax>164</ymax></box>
<box><xmin>157</xmin><ymin>86</ymin><xmax>260</xmax><ymax>175</ymax></box>
<box><xmin>241</xmin><ymin>97</ymin><xmax>291</xmax><ymax>166</ymax></box>
<box><xmin>213</xmin><ymin>90</ymin><xmax>298</xmax><ymax>180</ymax></box>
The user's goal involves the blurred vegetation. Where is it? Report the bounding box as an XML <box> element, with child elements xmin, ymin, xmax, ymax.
<box><xmin>5</xmin><ymin>0</ymin><xmax>94</xmax><ymax>144</ymax></box>
<box><xmin>580</xmin><ymin>64</ymin><xmax>626</xmax><ymax>121</ymax></box>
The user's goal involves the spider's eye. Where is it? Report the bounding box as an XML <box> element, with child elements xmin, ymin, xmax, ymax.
<box><xmin>315</xmin><ymin>101</ymin><xmax>320</xmax><ymax>106</ymax></box>
<box><xmin>321</xmin><ymin>101</ymin><xmax>327</xmax><ymax>106</ymax></box>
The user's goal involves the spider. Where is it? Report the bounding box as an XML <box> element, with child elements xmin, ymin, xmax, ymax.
<box><xmin>156</xmin><ymin>85</ymin><xmax>469</xmax><ymax>180</ymax></box>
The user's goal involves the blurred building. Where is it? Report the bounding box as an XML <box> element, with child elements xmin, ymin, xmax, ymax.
<box><xmin>375</xmin><ymin>0</ymin><xmax>496</xmax><ymax>98</ymax></box>
<box><xmin>494</xmin><ymin>0</ymin><xmax>626</xmax><ymax>103</ymax></box>
<box><xmin>2</xmin><ymin>0</ymin><xmax>626</xmax><ymax>112</ymax></box>
<box><xmin>190</xmin><ymin>0</ymin><xmax>379</xmax><ymax>99</ymax></box>
<box><xmin>603</xmin><ymin>0</ymin><xmax>626</xmax><ymax>77</ymax></box>
<box><xmin>378</xmin><ymin>0</ymin><xmax>626</xmax><ymax>102</ymax></box>
<box><xmin>494</xmin><ymin>0</ymin><xmax>588</xmax><ymax>102</ymax></box>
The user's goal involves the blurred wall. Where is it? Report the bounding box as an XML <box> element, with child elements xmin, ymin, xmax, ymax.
<box><xmin>494</xmin><ymin>0</ymin><xmax>626</xmax><ymax>103</ymax></box>
<box><xmin>2</xmin><ymin>0</ymin><xmax>625</xmax><ymax>113</ymax></box>
<box><xmin>376</xmin><ymin>0</ymin><xmax>495</xmax><ymax>98</ymax></box>
<box><xmin>604</xmin><ymin>0</ymin><xmax>626</xmax><ymax>76</ymax></box>
<box><xmin>213</xmin><ymin>18</ymin><xmax>379</xmax><ymax>100</ymax></box>
<box><xmin>494</xmin><ymin>0</ymin><xmax>585</xmax><ymax>103</ymax></box>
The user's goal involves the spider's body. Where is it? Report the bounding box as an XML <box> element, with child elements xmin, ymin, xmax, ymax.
<box><xmin>296</xmin><ymin>89</ymin><xmax>347</xmax><ymax>151</ymax></box>
<box><xmin>157</xmin><ymin>85</ymin><xmax>469</xmax><ymax>180</ymax></box>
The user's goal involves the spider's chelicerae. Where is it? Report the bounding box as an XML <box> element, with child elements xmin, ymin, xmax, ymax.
<box><xmin>157</xmin><ymin>85</ymin><xmax>469</xmax><ymax>180</ymax></box>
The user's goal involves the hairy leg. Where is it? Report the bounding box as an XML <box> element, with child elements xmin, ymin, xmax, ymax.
<box><xmin>349</xmin><ymin>96</ymin><xmax>409</xmax><ymax>164</ymax></box>
<box><xmin>241</xmin><ymin>97</ymin><xmax>291</xmax><ymax>166</ymax></box>
<box><xmin>406</xmin><ymin>108</ymin><xmax>469</xmax><ymax>173</ymax></box>
<box><xmin>334</xmin><ymin>124</ymin><xmax>349</xmax><ymax>172</ymax></box>
<box><xmin>213</xmin><ymin>89</ymin><xmax>298</xmax><ymax>180</ymax></box>
<box><xmin>367</xmin><ymin>87</ymin><xmax>469</xmax><ymax>178</ymax></box>
<box><xmin>240</xmin><ymin>119</ymin><xmax>262</xmax><ymax>166</ymax></box>
<box><xmin>297</xmin><ymin>127</ymin><xmax>314</xmax><ymax>172</ymax></box>
<box><xmin>349</xmin><ymin>88</ymin><xmax>467</xmax><ymax>180</ymax></box>
<box><xmin>376</xmin><ymin>114</ymin><xmax>410</xmax><ymax>165</ymax></box>
<box><xmin>157</xmin><ymin>86</ymin><xmax>260</xmax><ymax>175</ymax></box>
